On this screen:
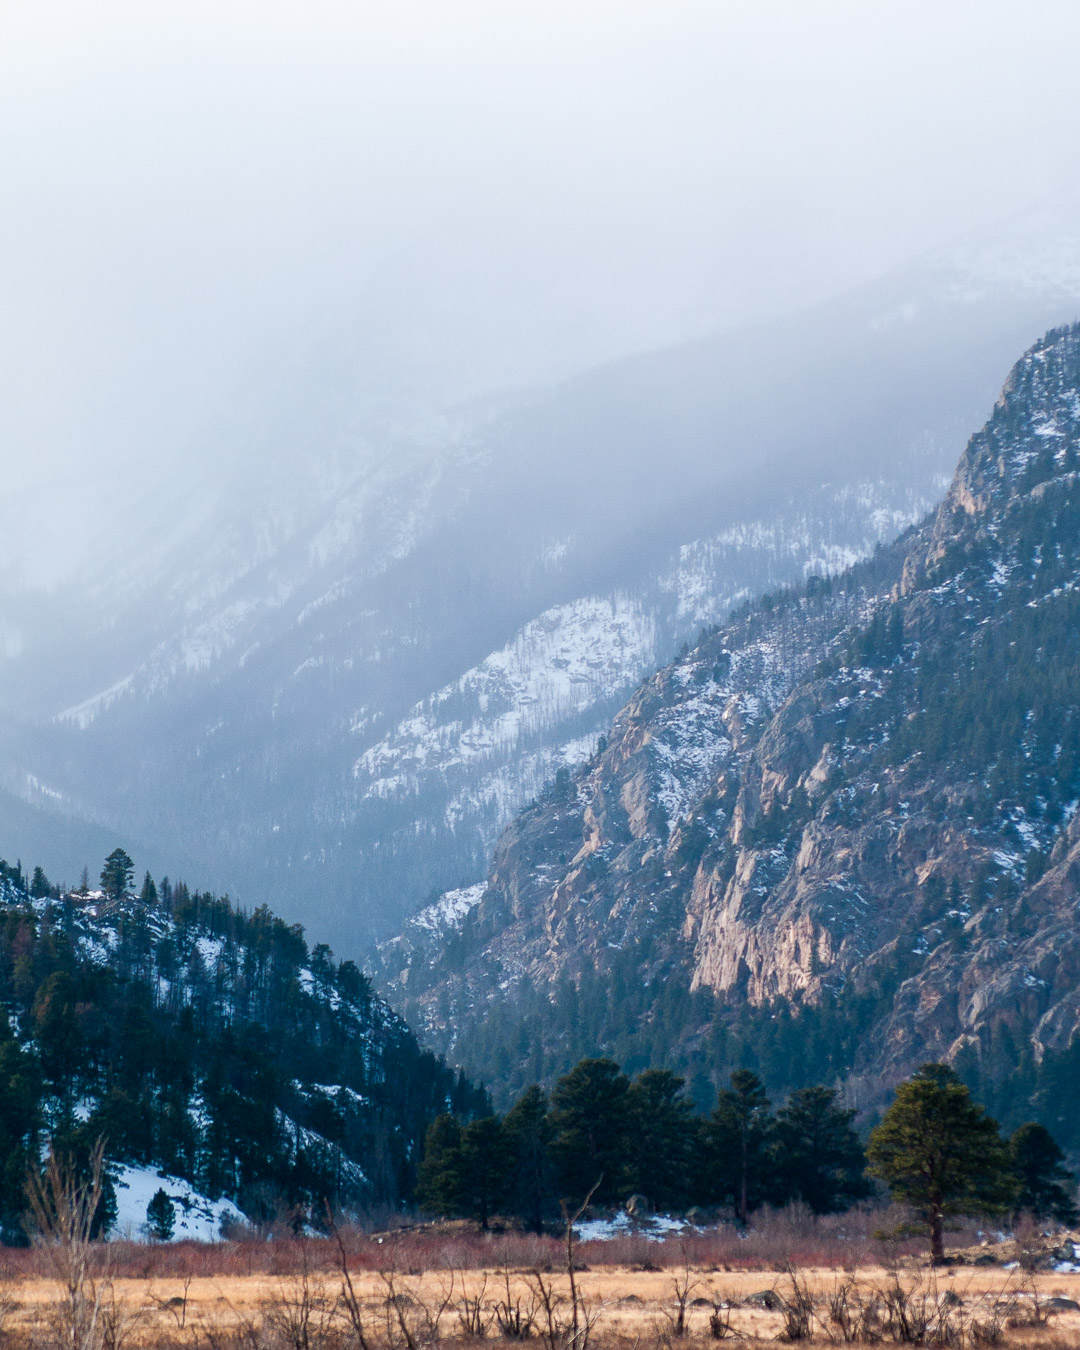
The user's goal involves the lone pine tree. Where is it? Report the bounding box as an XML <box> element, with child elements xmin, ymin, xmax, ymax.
<box><xmin>867</xmin><ymin>1064</ymin><xmax>1016</xmax><ymax>1262</ymax></box>
<box><xmin>100</xmin><ymin>849</ymin><xmax>135</xmax><ymax>901</ymax></box>
<box><xmin>145</xmin><ymin>1187</ymin><xmax>176</xmax><ymax>1241</ymax></box>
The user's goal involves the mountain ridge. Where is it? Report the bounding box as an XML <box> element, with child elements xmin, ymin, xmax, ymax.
<box><xmin>2</xmin><ymin>198</ymin><xmax>1080</xmax><ymax>949</ymax></box>
<box><xmin>381</xmin><ymin>325</ymin><xmax>1080</xmax><ymax>1138</ymax></box>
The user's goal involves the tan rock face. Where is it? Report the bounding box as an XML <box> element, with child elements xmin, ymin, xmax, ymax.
<box><xmin>390</xmin><ymin>325</ymin><xmax>1080</xmax><ymax>1100</ymax></box>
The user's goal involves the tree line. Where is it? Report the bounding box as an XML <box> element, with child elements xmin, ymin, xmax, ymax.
<box><xmin>417</xmin><ymin>1058</ymin><xmax>1077</xmax><ymax>1259</ymax></box>
<box><xmin>0</xmin><ymin>849</ymin><xmax>487</xmax><ymax>1241</ymax></box>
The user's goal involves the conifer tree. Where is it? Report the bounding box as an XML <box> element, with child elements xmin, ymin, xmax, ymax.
<box><xmin>146</xmin><ymin>1187</ymin><xmax>176</xmax><ymax>1241</ymax></box>
<box><xmin>867</xmin><ymin>1064</ymin><xmax>1016</xmax><ymax>1262</ymax></box>
<box><xmin>100</xmin><ymin>849</ymin><xmax>134</xmax><ymax>901</ymax></box>
<box><xmin>625</xmin><ymin>1068</ymin><xmax>698</xmax><ymax>1210</ymax></box>
<box><xmin>1009</xmin><ymin>1122</ymin><xmax>1078</xmax><ymax>1224</ymax></box>
<box><xmin>0</xmin><ymin>1038</ymin><xmax>40</xmax><ymax>1241</ymax></box>
<box><xmin>774</xmin><ymin>1086</ymin><xmax>871</xmax><ymax>1215</ymax></box>
<box><xmin>415</xmin><ymin>1114</ymin><xmax>465</xmax><ymax>1215</ymax></box>
<box><xmin>549</xmin><ymin>1058</ymin><xmax>630</xmax><ymax>1206</ymax></box>
<box><xmin>503</xmin><ymin>1085</ymin><xmax>553</xmax><ymax>1233</ymax></box>
<box><xmin>460</xmin><ymin>1116</ymin><xmax>511</xmax><ymax>1229</ymax></box>
<box><xmin>706</xmin><ymin>1069</ymin><xmax>775</xmax><ymax>1223</ymax></box>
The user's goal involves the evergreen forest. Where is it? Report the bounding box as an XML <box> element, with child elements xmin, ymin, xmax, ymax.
<box><xmin>415</xmin><ymin>1057</ymin><xmax>1076</xmax><ymax>1239</ymax></box>
<box><xmin>0</xmin><ymin>853</ymin><xmax>485</xmax><ymax>1243</ymax></box>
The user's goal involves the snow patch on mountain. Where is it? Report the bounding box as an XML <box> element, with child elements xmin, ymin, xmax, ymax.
<box><xmin>58</xmin><ymin>675</ymin><xmax>136</xmax><ymax>730</ymax></box>
<box><xmin>354</xmin><ymin>595</ymin><xmax>656</xmax><ymax>799</ymax></box>
<box><xmin>407</xmin><ymin>883</ymin><xmax>486</xmax><ymax>934</ymax></box>
<box><xmin>650</xmin><ymin>687</ymin><xmax>734</xmax><ymax>827</ymax></box>
<box><xmin>664</xmin><ymin>483</ymin><xmax>932</xmax><ymax>627</ymax></box>
<box><xmin>442</xmin><ymin>734</ymin><xmax>600</xmax><ymax>835</ymax></box>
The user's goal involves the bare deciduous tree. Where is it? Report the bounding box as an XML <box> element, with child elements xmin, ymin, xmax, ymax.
<box><xmin>25</xmin><ymin>1139</ymin><xmax>119</xmax><ymax>1350</ymax></box>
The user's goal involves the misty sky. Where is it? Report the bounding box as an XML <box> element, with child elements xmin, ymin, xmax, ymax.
<box><xmin>3</xmin><ymin>0</ymin><xmax>1080</xmax><ymax>508</ymax></box>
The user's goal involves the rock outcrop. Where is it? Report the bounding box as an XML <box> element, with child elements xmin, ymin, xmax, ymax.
<box><xmin>381</xmin><ymin>325</ymin><xmax>1080</xmax><ymax>1110</ymax></box>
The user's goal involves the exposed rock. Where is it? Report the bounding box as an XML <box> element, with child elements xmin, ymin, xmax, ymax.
<box><xmin>384</xmin><ymin>326</ymin><xmax>1080</xmax><ymax>1107</ymax></box>
<box><xmin>744</xmin><ymin>1290</ymin><xmax>785</xmax><ymax>1310</ymax></box>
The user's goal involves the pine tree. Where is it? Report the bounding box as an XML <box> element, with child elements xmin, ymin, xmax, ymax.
<box><xmin>1009</xmin><ymin>1122</ymin><xmax>1078</xmax><ymax>1224</ymax></box>
<box><xmin>706</xmin><ymin>1069</ymin><xmax>774</xmax><ymax>1223</ymax></box>
<box><xmin>29</xmin><ymin>867</ymin><xmax>51</xmax><ymax>900</ymax></box>
<box><xmin>415</xmin><ymin>1115</ymin><xmax>465</xmax><ymax>1215</ymax></box>
<box><xmin>0</xmin><ymin>1038</ymin><xmax>40</xmax><ymax>1241</ymax></box>
<box><xmin>625</xmin><ymin>1068</ymin><xmax>698</xmax><ymax>1211</ymax></box>
<box><xmin>100</xmin><ymin>849</ymin><xmax>134</xmax><ymax>901</ymax></box>
<box><xmin>146</xmin><ymin>1187</ymin><xmax>176</xmax><ymax>1240</ymax></box>
<box><xmin>503</xmin><ymin>1085</ymin><xmax>553</xmax><ymax>1233</ymax></box>
<box><xmin>138</xmin><ymin>872</ymin><xmax>158</xmax><ymax>906</ymax></box>
<box><xmin>460</xmin><ymin>1116</ymin><xmax>512</xmax><ymax>1229</ymax></box>
<box><xmin>774</xmin><ymin>1085</ymin><xmax>871</xmax><ymax>1215</ymax></box>
<box><xmin>549</xmin><ymin>1058</ymin><xmax>631</xmax><ymax>1206</ymax></box>
<box><xmin>867</xmin><ymin>1064</ymin><xmax>1017</xmax><ymax>1262</ymax></box>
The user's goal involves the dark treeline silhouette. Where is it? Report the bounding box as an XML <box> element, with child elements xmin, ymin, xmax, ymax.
<box><xmin>0</xmin><ymin>852</ymin><xmax>487</xmax><ymax>1243</ymax></box>
<box><xmin>416</xmin><ymin>1058</ymin><xmax>1078</xmax><ymax>1250</ymax></box>
<box><xmin>416</xmin><ymin>1057</ymin><xmax>870</xmax><ymax>1229</ymax></box>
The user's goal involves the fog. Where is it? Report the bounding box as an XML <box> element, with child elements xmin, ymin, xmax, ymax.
<box><xmin>3</xmin><ymin>0</ymin><xmax>1080</xmax><ymax>526</ymax></box>
<box><xmin>5</xmin><ymin>0</ymin><xmax>1080</xmax><ymax>939</ymax></box>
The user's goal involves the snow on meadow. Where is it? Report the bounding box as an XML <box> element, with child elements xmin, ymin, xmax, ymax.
<box><xmin>573</xmin><ymin>1213</ymin><xmax>695</xmax><ymax>1243</ymax></box>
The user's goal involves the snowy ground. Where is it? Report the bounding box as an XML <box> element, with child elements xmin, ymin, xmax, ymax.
<box><xmin>573</xmin><ymin>1213</ymin><xmax>695</xmax><ymax>1243</ymax></box>
<box><xmin>111</xmin><ymin>1165</ymin><xmax>243</xmax><ymax>1242</ymax></box>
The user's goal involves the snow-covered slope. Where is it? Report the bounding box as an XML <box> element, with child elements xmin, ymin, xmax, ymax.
<box><xmin>0</xmin><ymin>867</ymin><xmax>482</xmax><ymax>1229</ymax></box>
<box><xmin>112</xmin><ymin>1166</ymin><xmax>243</xmax><ymax>1243</ymax></box>
<box><xmin>1</xmin><ymin>189</ymin><xmax>1080</xmax><ymax>952</ymax></box>
<box><xmin>352</xmin><ymin>481</ymin><xmax>933</xmax><ymax>874</ymax></box>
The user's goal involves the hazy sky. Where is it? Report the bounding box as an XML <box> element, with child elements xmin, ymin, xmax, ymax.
<box><xmin>3</xmin><ymin>0</ymin><xmax>1080</xmax><ymax>501</ymax></box>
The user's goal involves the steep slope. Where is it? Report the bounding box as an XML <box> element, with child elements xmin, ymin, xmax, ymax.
<box><xmin>0</xmin><ymin>854</ymin><xmax>483</xmax><ymax>1239</ymax></box>
<box><xmin>385</xmin><ymin>325</ymin><xmax>1080</xmax><ymax>1134</ymax></box>
<box><xmin>2</xmin><ymin>191</ymin><xmax>1080</xmax><ymax>948</ymax></box>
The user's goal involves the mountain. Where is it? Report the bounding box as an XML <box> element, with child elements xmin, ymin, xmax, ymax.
<box><xmin>0</xmin><ymin>852</ymin><xmax>484</xmax><ymax>1240</ymax></box>
<box><xmin>2</xmin><ymin>191</ymin><xmax>1080</xmax><ymax>950</ymax></box>
<box><xmin>382</xmin><ymin>324</ymin><xmax>1080</xmax><ymax>1146</ymax></box>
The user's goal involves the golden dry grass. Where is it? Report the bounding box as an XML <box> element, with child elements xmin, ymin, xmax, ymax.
<box><xmin>2</xmin><ymin>1261</ymin><xmax>1080</xmax><ymax>1348</ymax></box>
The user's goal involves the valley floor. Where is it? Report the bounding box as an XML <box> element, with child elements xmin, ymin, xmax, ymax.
<box><xmin>2</xmin><ymin>1239</ymin><xmax>1080</xmax><ymax>1348</ymax></box>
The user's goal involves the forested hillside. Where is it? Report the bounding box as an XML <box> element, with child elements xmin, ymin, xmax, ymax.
<box><xmin>383</xmin><ymin>325</ymin><xmax>1080</xmax><ymax>1142</ymax></box>
<box><xmin>0</xmin><ymin>853</ymin><xmax>484</xmax><ymax>1241</ymax></box>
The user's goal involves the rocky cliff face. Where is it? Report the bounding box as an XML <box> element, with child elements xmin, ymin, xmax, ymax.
<box><xmin>383</xmin><ymin>325</ymin><xmax>1080</xmax><ymax>1110</ymax></box>
<box><xmin>5</xmin><ymin>194</ymin><xmax>1080</xmax><ymax>951</ymax></box>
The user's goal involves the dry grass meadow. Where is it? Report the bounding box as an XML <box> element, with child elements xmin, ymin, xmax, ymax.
<box><xmin>2</xmin><ymin>1218</ymin><xmax>1080</xmax><ymax>1349</ymax></box>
